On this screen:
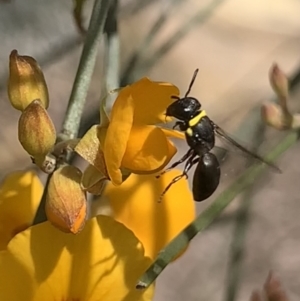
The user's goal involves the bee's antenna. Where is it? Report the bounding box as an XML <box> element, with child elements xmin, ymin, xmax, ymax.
<box><xmin>185</xmin><ymin>69</ymin><xmax>199</xmax><ymax>97</ymax></box>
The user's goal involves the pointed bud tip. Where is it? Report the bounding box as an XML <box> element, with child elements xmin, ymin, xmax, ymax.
<box><xmin>10</xmin><ymin>49</ymin><xmax>18</xmax><ymax>59</ymax></box>
<box><xmin>264</xmin><ymin>271</ymin><xmax>281</xmax><ymax>291</ymax></box>
<box><xmin>264</xmin><ymin>271</ymin><xmax>289</xmax><ymax>301</ymax></box>
<box><xmin>269</xmin><ymin>63</ymin><xmax>289</xmax><ymax>99</ymax></box>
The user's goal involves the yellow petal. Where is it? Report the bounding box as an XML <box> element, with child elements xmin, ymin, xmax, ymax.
<box><xmin>0</xmin><ymin>170</ymin><xmax>43</xmax><ymax>250</ymax></box>
<box><xmin>122</xmin><ymin>125</ymin><xmax>177</xmax><ymax>173</ymax></box>
<box><xmin>103</xmin><ymin>170</ymin><xmax>196</xmax><ymax>259</ymax></box>
<box><xmin>104</xmin><ymin>87</ymin><xmax>134</xmax><ymax>185</ymax></box>
<box><xmin>129</xmin><ymin>78</ymin><xmax>179</xmax><ymax>125</ymax></box>
<box><xmin>0</xmin><ymin>216</ymin><xmax>153</xmax><ymax>301</ymax></box>
<box><xmin>0</xmin><ymin>251</ymin><xmax>35</xmax><ymax>301</ymax></box>
<box><xmin>131</xmin><ymin>137</ymin><xmax>177</xmax><ymax>175</ymax></box>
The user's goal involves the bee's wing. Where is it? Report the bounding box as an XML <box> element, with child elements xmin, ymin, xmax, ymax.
<box><xmin>212</xmin><ymin>146</ymin><xmax>228</xmax><ymax>163</ymax></box>
<box><xmin>213</xmin><ymin>124</ymin><xmax>281</xmax><ymax>173</ymax></box>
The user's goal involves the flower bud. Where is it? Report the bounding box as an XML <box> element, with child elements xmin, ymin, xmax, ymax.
<box><xmin>261</xmin><ymin>103</ymin><xmax>292</xmax><ymax>130</ymax></box>
<box><xmin>8</xmin><ymin>50</ymin><xmax>49</xmax><ymax>111</ymax></box>
<box><xmin>264</xmin><ymin>272</ymin><xmax>289</xmax><ymax>301</ymax></box>
<box><xmin>46</xmin><ymin>165</ymin><xmax>87</xmax><ymax>234</ymax></box>
<box><xmin>18</xmin><ymin>99</ymin><xmax>56</xmax><ymax>156</ymax></box>
<box><xmin>269</xmin><ymin>64</ymin><xmax>289</xmax><ymax>99</ymax></box>
<box><xmin>291</xmin><ymin>114</ymin><xmax>300</xmax><ymax>129</ymax></box>
<box><xmin>249</xmin><ymin>291</ymin><xmax>263</xmax><ymax>301</ymax></box>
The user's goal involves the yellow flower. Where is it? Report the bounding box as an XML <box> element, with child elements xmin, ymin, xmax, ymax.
<box><xmin>102</xmin><ymin>169</ymin><xmax>196</xmax><ymax>259</ymax></box>
<box><xmin>76</xmin><ymin>77</ymin><xmax>184</xmax><ymax>192</ymax></box>
<box><xmin>103</xmin><ymin>78</ymin><xmax>183</xmax><ymax>185</ymax></box>
<box><xmin>0</xmin><ymin>170</ymin><xmax>43</xmax><ymax>250</ymax></box>
<box><xmin>0</xmin><ymin>170</ymin><xmax>153</xmax><ymax>299</ymax></box>
<box><xmin>0</xmin><ymin>216</ymin><xmax>153</xmax><ymax>301</ymax></box>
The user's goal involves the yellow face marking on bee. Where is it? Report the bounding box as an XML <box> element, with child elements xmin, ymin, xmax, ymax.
<box><xmin>186</xmin><ymin>128</ymin><xmax>193</xmax><ymax>136</ymax></box>
<box><xmin>188</xmin><ymin>110</ymin><xmax>207</xmax><ymax>127</ymax></box>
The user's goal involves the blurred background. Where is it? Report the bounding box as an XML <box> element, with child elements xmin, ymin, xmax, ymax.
<box><xmin>1</xmin><ymin>0</ymin><xmax>300</xmax><ymax>300</ymax></box>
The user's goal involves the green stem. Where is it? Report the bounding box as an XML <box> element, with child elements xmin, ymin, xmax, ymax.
<box><xmin>120</xmin><ymin>0</ymin><xmax>182</xmax><ymax>86</ymax></box>
<box><xmin>59</xmin><ymin>0</ymin><xmax>112</xmax><ymax>141</ymax></box>
<box><xmin>139</xmin><ymin>0</ymin><xmax>224</xmax><ymax>74</ymax></box>
<box><xmin>224</xmin><ymin>118</ymin><xmax>266</xmax><ymax>301</ymax></box>
<box><xmin>136</xmin><ymin>131</ymin><xmax>299</xmax><ymax>289</ymax></box>
<box><xmin>104</xmin><ymin>0</ymin><xmax>119</xmax><ymax>113</ymax></box>
<box><xmin>224</xmin><ymin>188</ymin><xmax>253</xmax><ymax>301</ymax></box>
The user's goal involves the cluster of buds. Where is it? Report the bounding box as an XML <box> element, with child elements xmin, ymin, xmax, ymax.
<box><xmin>8</xmin><ymin>50</ymin><xmax>56</xmax><ymax>172</ymax></box>
<box><xmin>261</xmin><ymin>64</ymin><xmax>300</xmax><ymax>130</ymax></box>
<box><xmin>7</xmin><ymin>50</ymin><xmax>87</xmax><ymax>234</ymax></box>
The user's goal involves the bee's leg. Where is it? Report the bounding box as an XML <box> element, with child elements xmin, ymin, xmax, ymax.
<box><xmin>159</xmin><ymin>153</ymin><xmax>198</xmax><ymax>201</ymax></box>
<box><xmin>156</xmin><ymin>148</ymin><xmax>194</xmax><ymax>178</ymax></box>
<box><xmin>182</xmin><ymin>156</ymin><xmax>200</xmax><ymax>179</ymax></box>
<box><xmin>173</xmin><ymin>121</ymin><xmax>187</xmax><ymax>131</ymax></box>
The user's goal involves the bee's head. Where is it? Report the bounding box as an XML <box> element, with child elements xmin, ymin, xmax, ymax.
<box><xmin>165</xmin><ymin>68</ymin><xmax>201</xmax><ymax>121</ymax></box>
<box><xmin>166</xmin><ymin>96</ymin><xmax>201</xmax><ymax>121</ymax></box>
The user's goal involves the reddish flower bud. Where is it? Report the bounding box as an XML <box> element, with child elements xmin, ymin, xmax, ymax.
<box><xmin>269</xmin><ymin>64</ymin><xmax>289</xmax><ymax>99</ymax></box>
<box><xmin>261</xmin><ymin>103</ymin><xmax>292</xmax><ymax>130</ymax></box>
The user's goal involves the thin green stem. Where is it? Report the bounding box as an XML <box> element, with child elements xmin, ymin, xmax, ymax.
<box><xmin>224</xmin><ymin>189</ymin><xmax>253</xmax><ymax>301</ymax></box>
<box><xmin>223</xmin><ymin>65</ymin><xmax>300</xmax><ymax>300</ymax></box>
<box><xmin>224</xmin><ymin>118</ymin><xmax>266</xmax><ymax>301</ymax></box>
<box><xmin>139</xmin><ymin>0</ymin><xmax>224</xmax><ymax>74</ymax></box>
<box><xmin>120</xmin><ymin>0</ymin><xmax>182</xmax><ymax>86</ymax></box>
<box><xmin>104</xmin><ymin>0</ymin><xmax>119</xmax><ymax>113</ymax></box>
<box><xmin>136</xmin><ymin>131</ymin><xmax>299</xmax><ymax>289</ymax></box>
<box><xmin>60</xmin><ymin>0</ymin><xmax>112</xmax><ymax>141</ymax></box>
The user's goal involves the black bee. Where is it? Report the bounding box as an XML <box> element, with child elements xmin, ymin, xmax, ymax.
<box><xmin>159</xmin><ymin>69</ymin><xmax>281</xmax><ymax>202</ymax></box>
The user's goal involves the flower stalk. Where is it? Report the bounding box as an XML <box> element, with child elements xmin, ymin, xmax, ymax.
<box><xmin>59</xmin><ymin>0</ymin><xmax>112</xmax><ymax>141</ymax></box>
